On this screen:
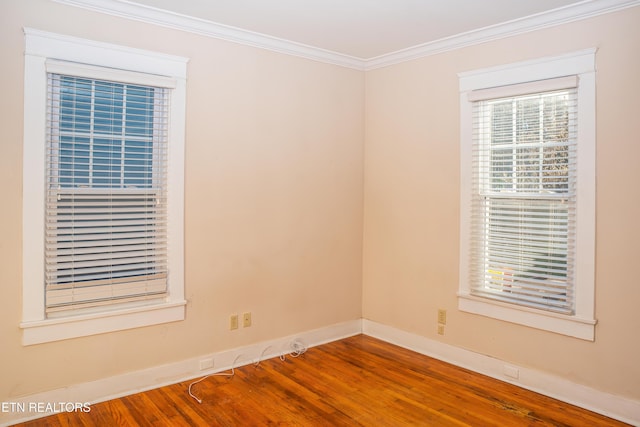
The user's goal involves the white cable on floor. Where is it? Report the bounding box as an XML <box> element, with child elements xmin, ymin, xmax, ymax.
<box><xmin>280</xmin><ymin>339</ymin><xmax>307</xmax><ymax>361</ymax></box>
<box><xmin>188</xmin><ymin>354</ymin><xmax>243</xmax><ymax>404</ymax></box>
<box><xmin>254</xmin><ymin>345</ymin><xmax>273</xmax><ymax>367</ymax></box>
<box><xmin>189</xmin><ymin>339</ymin><xmax>308</xmax><ymax>403</ymax></box>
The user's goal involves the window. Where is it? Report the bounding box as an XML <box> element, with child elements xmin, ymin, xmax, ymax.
<box><xmin>458</xmin><ymin>50</ymin><xmax>596</xmax><ymax>340</ymax></box>
<box><xmin>45</xmin><ymin>73</ymin><xmax>169</xmax><ymax>315</ymax></box>
<box><xmin>22</xmin><ymin>29</ymin><xmax>188</xmax><ymax>345</ymax></box>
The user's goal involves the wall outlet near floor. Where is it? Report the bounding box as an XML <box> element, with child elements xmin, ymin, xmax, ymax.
<box><xmin>230</xmin><ymin>314</ymin><xmax>239</xmax><ymax>330</ymax></box>
<box><xmin>438</xmin><ymin>309</ymin><xmax>447</xmax><ymax>325</ymax></box>
<box><xmin>199</xmin><ymin>358</ymin><xmax>214</xmax><ymax>371</ymax></box>
<box><xmin>243</xmin><ymin>312</ymin><xmax>252</xmax><ymax>328</ymax></box>
<box><xmin>437</xmin><ymin>324</ymin><xmax>445</xmax><ymax>335</ymax></box>
<box><xmin>503</xmin><ymin>365</ymin><xmax>520</xmax><ymax>379</ymax></box>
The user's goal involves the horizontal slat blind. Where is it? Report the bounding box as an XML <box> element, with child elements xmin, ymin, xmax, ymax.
<box><xmin>470</xmin><ymin>85</ymin><xmax>578</xmax><ymax>314</ymax></box>
<box><xmin>45</xmin><ymin>73</ymin><xmax>169</xmax><ymax>314</ymax></box>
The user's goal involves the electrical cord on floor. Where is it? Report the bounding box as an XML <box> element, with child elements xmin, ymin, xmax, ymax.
<box><xmin>254</xmin><ymin>345</ymin><xmax>273</xmax><ymax>367</ymax></box>
<box><xmin>188</xmin><ymin>354</ymin><xmax>243</xmax><ymax>404</ymax></box>
<box><xmin>190</xmin><ymin>339</ymin><xmax>308</xmax><ymax>403</ymax></box>
<box><xmin>256</xmin><ymin>339</ymin><xmax>308</xmax><ymax>367</ymax></box>
<box><xmin>279</xmin><ymin>339</ymin><xmax>307</xmax><ymax>361</ymax></box>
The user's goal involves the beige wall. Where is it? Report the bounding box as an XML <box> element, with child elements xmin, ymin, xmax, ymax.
<box><xmin>363</xmin><ymin>8</ymin><xmax>640</xmax><ymax>400</ymax></box>
<box><xmin>2</xmin><ymin>0</ymin><xmax>639</xmax><ymax>410</ymax></box>
<box><xmin>0</xmin><ymin>0</ymin><xmax>363</xmax><ymax>399</ymax></box>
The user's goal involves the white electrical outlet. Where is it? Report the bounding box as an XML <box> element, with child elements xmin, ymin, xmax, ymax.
<box><xmin>199</xmin><ymin>358</ymin><xmax>214</xmax><ymax>371</ymax></box>
<box><xmin>243</xmin><ymin>312</ymin><xmax>252</xmax><ymax>328</ymax></box>
<box><xmin>503</xmin><ymin>365</ymin><xmax>519</xmax><ymax>379</ymax></box>
<box><xmin>230</xmin><ymin>314</ymin><xmax>239</xmax><ymax>330</ymax></box>
<box><xmin>438</xmin><ymin>309</ymin><xmax>447</xmax><ymax>325</ymax></box>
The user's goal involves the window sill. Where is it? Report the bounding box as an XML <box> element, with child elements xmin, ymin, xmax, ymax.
<box><xmin>457</xmin><ymin>293</ymin><xmax>596</xmax><ymax>341</ymax></box>
<box><xmin>20</xmin><ymin>300</ymin><xmax>186</xmax><ymax>346</ymax></box>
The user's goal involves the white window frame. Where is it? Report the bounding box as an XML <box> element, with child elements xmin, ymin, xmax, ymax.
<box><xmin>21</xmin><ymin>28</ymin><xmax>188</xmax><ymax>345</ymax></box>
<box><xmin>458</xmin><ymin>49</ymin><xmax>597</xmax><ymax>341</ymax></box>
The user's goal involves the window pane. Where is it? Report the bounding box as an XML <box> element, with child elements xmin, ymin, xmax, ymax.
<box><xmin>60</xmin><ymin>77</ymin><xmax>92</xmax><ymax>132</ymax></box>
<box><xmin>486</xmin><ymin>91</ymin><xmax>572</xmax><ymax>194</ymax></box>
<box><xmin>542</xmin><ymin>94</ymin><xmax>570</xmax><ymax>191</ymax></box>
<box><xmin>125</xmin><ymin>86</ymin><xmax>154</xmax><ymax>137</ymax></box>
<box><xmin>124</xmin><ymin>139</ymin><xmax>153</xmax><ymax>188</ymax></box>
<box><xmin>516</xmin><ymin>97</ymin><xmax>540</xmax><ymax>144</ymax></box>
<box><xmin>93</xmin><ymin>81</ymin><xmax>123</xmax><ymax>135</ymax></box>
<box><xmin>59</xmin><ymin>135</ymin><xmax>90</xmax><ymax>187</ymax></box>
<box><xmin>92</xmin><ymin>138</ymin><xmax>122</xmax><ymax>187</ymax></box>
<box><xmin>53</xmin><ymin>76</ymin><xmax>157</xmax><ymax>189</ymax></box>
<box><xmin>480</xmin><ymin>197</ymin><xmax>572</xmax><ymax>313</ymax></box>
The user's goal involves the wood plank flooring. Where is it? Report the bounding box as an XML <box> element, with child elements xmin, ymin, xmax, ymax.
<box><xmin>13</xmin><ymin>335</ymin><xmax>629</xmax><ymax>426</ymax></box>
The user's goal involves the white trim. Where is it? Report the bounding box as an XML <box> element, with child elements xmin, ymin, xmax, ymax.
<box><xmin>45</xmin><ymin>59</ymin><xmax>177</xmax><ymax>88</ymax></box>
<box><xmin>366</xmin><ymin>0</ymin><xmax>639</xmax><ymax>70</ymax></box>
<box><xmin>22</xmin><ymin>53</ymin><xmax>48</xmax><ymax>323</ymax></box>
<box><xmin>457</xmin><ymin>294</ymin><xmax>597</xmax><ymax>340</ymax></box>
<box><xmin>20</xmin><ymin>302</ymin><xmax>186</xmax><ymax>345</ymax></box>
<box><xmin>457</xmin><ymin>49</ymin><xmax>597</xmax><ymax>340</ymax></box>
<box><xmin>467</xmin><ymin>75</ymin><xmax>578</xmax><ymax>102</ymax></box>
<box><xmin>4</xmin><ymin>319</ymin><xmax>638</xmax><ymax>426</ymax></box>
<box><xmin>0</xmin><ymin>320</ymin><xmax>362</xmax><ymax>426</ymax></box>
<box><xmin>458</xmin><ymin>48</ymin><xmax>596</xmax><ymax>92</ymax></box>
<box><xmin>24</xmin><ymin>28</ymin><xmax>188</xmax><ymax>78</ymax></box>
<box><xmin>22</xmin><ymin>29</ymin><xmax>188</xmax><ymax>344</ymax></box>
<box><xmin>51</xmin><ymin>0</ymin><xmax>639</xmax><ymax>71</ymax></box>
<box><xmin>51</xmin><ymin>0</ymin><xmax>366</xmax><ymax>71</ymax></box>
<box><xmin>362</xmin><ymin>320</ymin><xmax>640</xmax><ymax>426</ymax></box>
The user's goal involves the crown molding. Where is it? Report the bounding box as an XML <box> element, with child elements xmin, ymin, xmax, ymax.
<box><xmin>365</xmin><ymin>0</ymin><xmax>640</xmax><ymax>70</ymax></box>
<box><xmin>52</xmin><ymin>0</ymin><xmax>367</xmax><ymax>71</ymax></box>
<box><xmin>53</xmin><ymin>0</ymin><xmax>639</xmax><ymax>71</ymax></box>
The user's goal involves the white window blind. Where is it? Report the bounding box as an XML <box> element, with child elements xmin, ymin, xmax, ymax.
<box><xmin>45</xmin><ymin>73</ymin><xmax>170</xmax><ymax>314</ymax></box>
<box><xmin>469</xmin><ymin>80</ymin><xmax>578</xmax><ymax>314</ymax></box>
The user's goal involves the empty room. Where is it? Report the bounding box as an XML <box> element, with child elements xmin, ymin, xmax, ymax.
<box><xmin>1</xmin><ymin>0</ymin><xmax>639</xmax><ymax>425</ymax></box>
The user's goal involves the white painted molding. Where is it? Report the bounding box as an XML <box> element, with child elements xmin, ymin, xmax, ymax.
<box><xmin>362</xmin><ymin>319</ymin><xmax>640</xmax><ymax>426</ymax></box>
<box><xmin>23</xmin><ymin>27</ymin><xmax>189</xmax><ymax>77</ymax></box>
<box><xmin>3</xmin><ymin>318</ymin><xmax>638</xmax><ymax>425</ymax></box>
<box><xmin>457</xmin><ymin>48</ymin><xmax>597</xmax><ymax>341</ymax></box>
<box><xmin>365</xmin><ymin>0</ymin><xmax>640</xmax><ymax>70</ymax></box>
<box><xmin>53</xmin><ymin>0</ymin><xmax>639</xmax><ymax>71</ymax></box>
<box><xmin>0</xmin><ymin>320</ymin><xmax>362</xmax><ymax>426</ymax></box>
<box><xmin>21</xmin><ymin>27</ymin><xmax>188</xmax><ymax>345</ymax></box>
<box><xmin>51</xmin><ymin>0</ymin><xmax>366</xmax><ymax>70</ymax></box>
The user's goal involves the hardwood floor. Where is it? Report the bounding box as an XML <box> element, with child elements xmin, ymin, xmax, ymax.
<box><xmin>14</xmin><ymin>335</ymin><xmax>629</xmax><ymax>426</ymax></box>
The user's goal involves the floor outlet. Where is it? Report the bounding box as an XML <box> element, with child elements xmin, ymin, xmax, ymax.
<box><xmin>503</xmin><ymin>365</ymin><xmax>519</xmax><ymax>379</ymax></box>
<box><xmin>199</xmin><ymin>358</ymin><xmax>214</xmax><ymax>371</ymax></box>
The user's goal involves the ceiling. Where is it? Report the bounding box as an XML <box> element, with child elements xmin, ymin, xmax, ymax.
<box><xmin>127</xmin><ymin>0</ymin><xmax>584</xmax><ymax>59</ymax></box>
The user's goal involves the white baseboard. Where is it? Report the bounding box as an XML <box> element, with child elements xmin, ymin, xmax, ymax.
<box><xmin>362</xmin><ymin>319</ymin><xmax>640</xmax><ymax>426</ymax></box>
<box><xmin>0</xmin><ymin>320</ymin><xmax>362</xmax><ymax>426</ymax></box>
<box><xmin>3</xmin><ymin>318</ymin><xmax>638</xmax><ymax>426</ymax></box>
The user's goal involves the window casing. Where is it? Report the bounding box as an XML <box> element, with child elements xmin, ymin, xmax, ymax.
<box><xmin>458</xmin><ymin>50</ymin><xmax>596</xmax><ymax>340</ymax></box>
<box><xmin>22</xmin><ymin>29</ymin><xmax>188</xmax><ymax>345</ymax></box>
